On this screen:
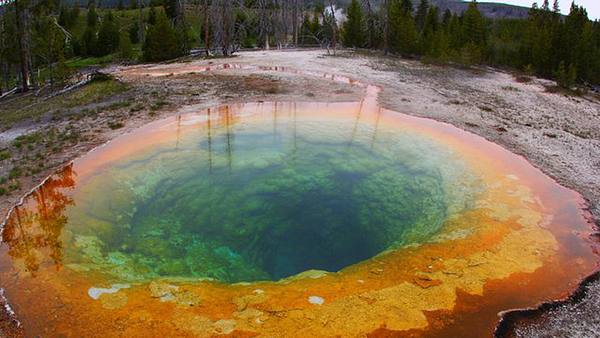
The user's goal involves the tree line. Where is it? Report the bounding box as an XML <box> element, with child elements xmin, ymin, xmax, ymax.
<box><xmin>341</xmin><ymin>0</ymin><xmax>600</xmax><ymax>87</ymax></box>
<box><xmin>0</xmin><ymin>0</ymin><xmax>599</xmax><ymax>95</ymax></box>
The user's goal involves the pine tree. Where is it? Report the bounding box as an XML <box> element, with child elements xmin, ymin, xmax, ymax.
<box><xmin>427</xmin><ymin>30</ymin><xmax>450</xmax><ymax>60</ymax></box>
<box><xmin>525</xmin><ymin>4</ymin><xmax>553</xmax><ymax>76</ymax></box>
<box><xmin>119</xmin><ymin>31</ymin><xmax>134</xmax><ymax>59</ymax></box>
<box><xmin>96</xmin><ymin>11</ymin><xmax>120</xmax><ymax>56</ymax></box>
<box><xmin>87</xmin><ymin>4</ymin><xmax>98</xmax><ymax>27</ymax></box>
<box><xmin>415</xmin><ymin>0</ymin><xmax>428</xmax><ymax>31</ymax></box>
<box><xmin>311</xmin><ymin>11</ymin><xmax>321</xmax><ymax>41</ymax></box>
<box><xmin>143</xmin><ymin>12</ymin><xmax>181</xmax><ymax>61</ymax></box>
<box><xmin>148</xmin><ymin>6</ymin><xmax>157</xmax><ymax>25</ymax></box>
<box><xmin>421</xmin><ymin>6</ymin><xmax>439</xmax><ymax>54</ymax></box>
<box><xmin>54</xmin><ymin>51</ymin><xmax>71</xmax><ymax>85</ymax></box>
<box><xmin>555</xmin><ymin>61</ymin><xmax>576</xmax><ymax>88</ymax></box>
<box><xmin>71</xmin><ymin>5</ymin><xmax>81</xmax><ymax>26</ymax></box>
<box><xmin>423</xmin><ymin>7</ymin><xmax>439</xmax><ymax>35</ymax></box>
<box><xmin>575</xmin><ymin>21</ymin><xmax>595</xmax><ymax>81</ymax></box>
<box><xmin>34</xmin><ymin>10</ymin><xmax>69</xmax><ymax>86</ymax></box>
<box><xmin>130</xmin><ymin>21</ymin><xmax>140</xmax><ymax>44</ymax></box>
<box><xmin>15</xmin><ymin>0</ymin><xmax>35</xmax><ymax>90</ymax></box>
<box><xmin>564</xmin><ymin>2</ymin><xmax>588</xmax><ymax>66</ymax></box>
<box><xmin>400</xmin><ymin>0</ymin><xmax>412</xmax><ymax>14</ymax></box>
<box><xmin>456</xmin><ymin>1</ymin><xmax>486</xmax><ymax>65</ymax></box>
<box><xmin>118</xmin><ymin>0</ymin><xmax>124</xmax><ymax>10</ymax></box>
<box><xmin>164</xmin><ymin>0</ymin><xmax>178</xmax><ymax>20</ymax></box>
<box><xmin>463</xmin><ymin>1</ymin><xmax>485</xmax><ymax>46</ymax></box>
<box><xmin>550</xmin><ymin>2</ymin><xmax>566</xmax><ymax>70</ymax></box>
<box><xmin>342</xmin><ymin>0</ymin><xmax>365</xmax><ymax>48</ymax></box>
<box><xmin>81</xmin><ymin>26</ymin><xmax>97</xmax><ymax>56</ymax></box>
<box><xmin>300</xmin><ymin>14</ymin><xmax>312</xmax><ymax>45</ymax></box>
<box><xmin>363</xmin><ymin>0</ymin><xmax>377</xmax><ymax>48</ymax></box>
<box><xmin>58</xmin><ymin>6</ymin><xmax>69</xmax><ymax>27</ymax></box>
<box><xmin>447</xmin><ymin>13</ymin><xmax>462</xmax><ymax>50</ymax></box>
<box><xmin>442</xmin><ymin>9</ymin><xmax>452</xmax><ymax>28</ymax></box>
<box><xmin>175</xmin><ymin>21</ymin><xmax>190</xmax><ymax>56</ymax></box>
<box><xmin>389</xmin><ymin>0</ymin><xmax>417</xmax><ymax>56</ymax></box>
<box><xmin>1</xmin><ymin>10</ymin><xmax>20</xmax><ymax>91</ymax></box>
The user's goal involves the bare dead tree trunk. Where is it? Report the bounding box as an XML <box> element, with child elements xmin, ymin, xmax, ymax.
<box><xmin>363</xmin><ymin>0</ymin><xmax>374</xmax><ymax>48</ymax></box>
<box><xmin>257</xmin><ymin>0</ymin><xmax>270</xmax><ymax>49</ymax></box>
<box><xmin>203</xmin><ymin>0</ymin><xmax>210</xmax><ymax>54</ymax></box>
<box><xmin>2</xmin><ymin>64</ymin><xmax>9</xmax><ymax>92</ymax></box>
<box><xmin>328</xmin><ymin>1</ymin><xmax>337</xmax><ymax>55</ymax></box>
<box><xmin>273</xmin><ymin>0</ymin><xmax>280</xmax><ymax>48</ymax></box>
<box><xmin>175</xmin><ymin>0</ymin><xmax>184</xmax><ymax>26</ymax></box>
<box><xmin>292</xmin><ymin>0</ymin><xmax>298</xmax><ymax>45</ymax></box>
<box><xmin>282</xmin><ymin>0</ymin><xmax>288</xmax><ymax>47</ymax></box>
<box><xmin>138</xmin><ymin>0</ymin><xmax>144</xmax><ymax>43</ymax></box>
<box><xmin>382</xmin><ymin>0</ymin><xmax>389</xmax><ymax>55</ymax></box>
<box><xmin>211</xmin><ymin>0</ymin><xmax>233</xmax><ymax>56</ymax></box>
<box><xmin>221</xmin><ymin>0</ymin><xmax>231</xmax><ymax>55</ymax></box>
<box><xmin>0</xmin><ymin>11</ymin><xmax>4</xmax><ymax>95</ymax></box>
<box><xmin>15</xmin><ymin>0</ymin><xmax>33</xmax><ymax>92</ymax></box>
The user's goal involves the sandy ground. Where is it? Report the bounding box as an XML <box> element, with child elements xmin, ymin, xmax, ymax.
<box><xmin>0</xmin><ymin>49</ymin><xmax>599</xmax><ymax>336</ymax></box>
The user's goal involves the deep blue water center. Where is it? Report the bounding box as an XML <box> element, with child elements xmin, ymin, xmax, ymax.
<box><xmin>66</xmin><ymin>111</ymin><xmax>459</xmax><ymax>283</ymax></box>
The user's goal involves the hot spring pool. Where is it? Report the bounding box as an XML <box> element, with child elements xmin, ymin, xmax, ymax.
<box><xmin>40</xmin><ymin>103</ymin><xmax>476</xmax><ymax>284</ymax></box>
<box><xmin>0</xmin><ymin>79</ymin><xmax>597</xmax><ymax>337</ymax></box>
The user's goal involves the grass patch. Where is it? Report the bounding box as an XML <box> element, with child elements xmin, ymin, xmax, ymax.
<box><xmin>130</xmin><ymin>103</ymin><xmax>145</xmax><ymax>112</ymax></box>
<box><xmin>0</xmin><ymin>79</ymin><xmax>128</xmax><ymax>127</ymax></box>
<box><xmin>66</xmin><ymin>54</ymin><xmax>118</xmax><ymax>70</ymax></box>
<box><xmin>8</xmin><ymin>181</ymin><xmax>20</xmax><ymax>191</ymax></box>
<box><xmin>106</xmin><ymin>100</ymin><xmax>132</xmax><ymax>111</ymax></box>
<box><xmin>150</xmin><ymin>99</ymin><xmax>169</xmax><ymax>111</ymax></box>
<box><xmin>13</xmin><ymin>132</ymin><xmax>44</xmax><ymax>149</ymax></box>
<box><xmin>108</xmin><ymin>121</ymin><xmax>125</xmax><ymax>130</ymax></box>
<box><xmin>8</xmin><ymin>167</ymin><xmax>22</xmax><ymax>179</ymax></box>
<box><xmin>0</xmin><ymin>150</ymin><xmax>10</xmax><ymax>161</ymax></box>
<box><xmin>63</xmin><ymin>80</ymin><xmax>128</xmax><ymax>109</ymax></box>
<box><xmin>8</xmin><ymin>128</ymin><xmax>81</xmax><ymax>166</ymax></box>
<box><xmin>264</xmin><ymin>85</ymin><xmax>281</xmax><ymax>94</ymax></box>
<box><xmin>544</xmin><ymin>85</ymin><xmax>584</xmax><ymax>96</ymax></box>
<box><xmin>514</xmin><ymin>75</ymin><xmax>532</xmax><ymax>83</ymax></box>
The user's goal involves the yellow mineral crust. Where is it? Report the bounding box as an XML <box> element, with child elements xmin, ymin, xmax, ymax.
<box><xmin>154</xmin><ymin>176</ymin><xmax>557</xmax><ymax>337</ymax></box>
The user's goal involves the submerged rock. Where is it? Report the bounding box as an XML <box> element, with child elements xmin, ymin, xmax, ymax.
<box><xmin>308</xmin><ymin>296</ymin><xmax>325</xmax><ymax>305</ymax></box>
<box><xmin>87</xmin><ymin>284</ymin><xmax>130</xmax><ymax>300</ymax></box>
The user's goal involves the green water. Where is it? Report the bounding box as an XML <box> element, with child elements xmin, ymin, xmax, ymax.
<box><xmin>62</xmin><ymin>110</ymin><xmax>476</xmax><ymax>283</ymax></box>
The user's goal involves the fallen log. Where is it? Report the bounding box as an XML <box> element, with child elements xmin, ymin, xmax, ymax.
<box><xmin>0</xmin><ymin>87</ymin><xmax>18</xmax><ymax>100</ymax></box>
<box><xmin>48</xmin><ymin>72</ymin><xmax>113</xmax><ymax>98</ymax></box>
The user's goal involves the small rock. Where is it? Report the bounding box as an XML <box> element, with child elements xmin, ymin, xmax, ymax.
<box><xmin>308</xmin><ymin>296</ymin><xmax>325</xmax><ymax>305</ymax></box>
<box><xmin>88</xmin><ymin>284</ymin><xmax>130</xmax><ymax>300</ymax></box>
<box><xmin>413</xmin><ymin>275</ymin><xmax>442</xmax><ymax>289</ymax></box>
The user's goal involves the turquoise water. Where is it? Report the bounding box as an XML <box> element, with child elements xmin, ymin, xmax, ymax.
<box><xmin>61</xmin><ymin>108</ymin><xmax>476</xmax><ymax>283</ymax></box>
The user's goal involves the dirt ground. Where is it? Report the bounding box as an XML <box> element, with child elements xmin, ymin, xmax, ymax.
<box><xmin>0</xmin><ymin>49</ymin><xmax>599</xmax><ymax>336</ymax></box>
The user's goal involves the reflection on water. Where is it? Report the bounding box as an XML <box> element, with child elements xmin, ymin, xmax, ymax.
<box><xmin>2</xmin><ymin>164</ymin><xmax>75</xmax><ymax>274</ymax></box>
